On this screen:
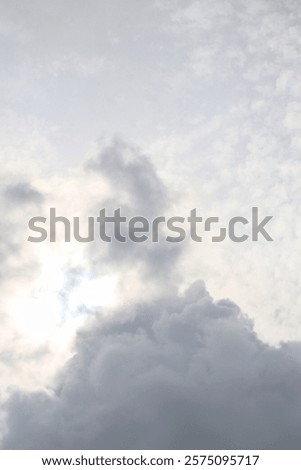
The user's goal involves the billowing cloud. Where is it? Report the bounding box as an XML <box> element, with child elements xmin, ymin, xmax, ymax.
<box><xmin>2</xmin><ymin>280</ymin><xmax>301</xmax><ymax>449</ymax></box>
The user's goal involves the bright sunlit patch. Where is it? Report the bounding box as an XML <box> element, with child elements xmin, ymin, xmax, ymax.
<box><xmin>5</xmin><ymin>253</ymin><xmax>79</xmax><ymax>346</ymax></box>
<box><xmin>5</xmin><ymin>254</ymin><xmax>62</xmax><ymax>340</ymax></box>
<box><xmin>6</xmin><ymin>272</ymin><xmax>118</xmax><ymax>346</ymax></box>
<box><xmin>68</xmin><ymin>275</ymin><xmax>118</xmax><ymax>311</ymax></box>
<box><xmin>9</xmin><ymin>291</ymin><xmax>62</xmax><ymax>341</ymax></box>
<box><xmin>3</xmin><ymin>240</ymin><xmax>119</xmax><ymax>396</ymax></box>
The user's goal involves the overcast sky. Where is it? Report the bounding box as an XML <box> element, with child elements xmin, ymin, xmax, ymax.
<box><xmin>0</xmin><ymin>0</ymin><xmax>301</xmax><ymax>449</ymax></box>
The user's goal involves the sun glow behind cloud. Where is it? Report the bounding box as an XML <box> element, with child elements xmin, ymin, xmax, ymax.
<box><xmin>5</xmin><ymin>251</ymin><xmax>118</xmax><ymax>352</ymax></box>
<box><xmin>67</xmin><ymin>275</ymin><xmax>118</xmax><ymax>311</ymax></box>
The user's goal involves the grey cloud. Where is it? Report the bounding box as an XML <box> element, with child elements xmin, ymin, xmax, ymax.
<box><xmin>2</xmin><ymin>280</ymin><xmax>301</xmax><ymax>449</ymax></box>
<box><xmin>3</xmin><ymin>182</ymin><xmax>44</xmax><ymax>204</ymax></box>
<box><xmin>84</xmin><ymin>139</ymin><xmax>181</xmax><ymax>286</ymax></box>
<box><xmin>0</xmin><ymin>182</ymin><xmax>44</xmax><ymax>273</ymax></box>
<box><xmin>86</xmin><ymin>138</ymin><xmax>167</xmax><ymax>215</ymax></box>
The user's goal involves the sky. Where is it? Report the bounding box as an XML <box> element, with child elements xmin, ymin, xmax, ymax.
<box><xmin>0</xmin><ymin>0</ymin><xmax>301</xmax><ymax>449</ymax></box>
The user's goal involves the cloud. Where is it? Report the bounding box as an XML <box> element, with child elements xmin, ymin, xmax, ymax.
<box><xmin>86</xmin><ymin>138</ymin><xmax>167</xmax><ymax>215</ymax></box>
<box><xmin>83</xmin><ymin>138</ymin><xmax>182</xmax><ymax>285</ymax></box>
<box><xmin>2</xmin><ymin>280</ymin><xmax>301</xmax><ymax>449</ymax></box>
<box><xmin>3</xmin><ymin>182</ymin><xmax>44</xmax><ymax>204</ymax></box>
<box><xmin>0</xmin><ymin>0</ymin><xmax>301</xmax><ymax>451</ymax></box>
<box><xmin>0</xmin><ymin>136</ymin><xmax>180</xmax><ymax>406</ymax></box>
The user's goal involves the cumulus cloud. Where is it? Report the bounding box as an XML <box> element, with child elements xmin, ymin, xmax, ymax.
<box><xmin>2</xmin><ymin>280</ymin><xmax>301</xmax><ymax>450</ymax></box>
